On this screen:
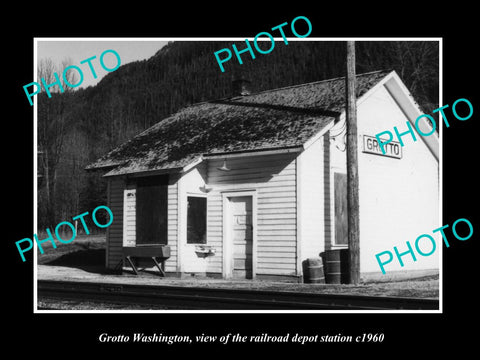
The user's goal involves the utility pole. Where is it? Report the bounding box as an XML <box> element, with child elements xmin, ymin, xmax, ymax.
<box><xmin>346</xmin><ymin>41</ymin><xmax>360</xmax><ymax>285</ymax></box>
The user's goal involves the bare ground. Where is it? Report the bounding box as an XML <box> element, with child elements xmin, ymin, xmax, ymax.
<box><xmin>36</xmin><ymin>234</ymin><xmax>440</xmax><ymax>302</ymax></box>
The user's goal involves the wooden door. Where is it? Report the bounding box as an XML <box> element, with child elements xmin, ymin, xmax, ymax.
<box><xmin>230</xmin><ymin>196</ymin><xmax>253</xmax><ymax>279</ymax></box>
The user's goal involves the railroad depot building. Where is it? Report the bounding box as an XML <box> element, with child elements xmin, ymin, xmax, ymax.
<box><xmin>86</xmin><ymin>70</ymin><xmax>439</xmax><ymax>281</ymax></box>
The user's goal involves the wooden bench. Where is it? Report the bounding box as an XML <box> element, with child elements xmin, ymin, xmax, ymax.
<box><xmin>121</xmin><ymin>245</ymin><xmax>171</xmax><ymax>277</ymax></box>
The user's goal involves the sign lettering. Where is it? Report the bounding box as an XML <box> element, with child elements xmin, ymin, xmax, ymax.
<box><xmin>363</xmin><ymin>135</ymin><xmax>402</xmax><ymax>159</ymax></box>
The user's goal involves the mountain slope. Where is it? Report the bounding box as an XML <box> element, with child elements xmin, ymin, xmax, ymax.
<box><xmin>37</xmin><ymin>40</ymin><xmax>439</xmax><ymax>228</ymax></box>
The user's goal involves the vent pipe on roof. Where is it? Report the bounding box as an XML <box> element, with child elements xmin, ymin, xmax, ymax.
<box><xmin>232</xmin><ymin>76</ymin><xmax>251</xmax><ymax>96</ymax></box>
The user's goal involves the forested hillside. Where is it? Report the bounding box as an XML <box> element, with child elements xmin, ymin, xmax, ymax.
<box><xmin>37</xmin><ymin>40</ymin><xmax>439</xmax><ymax>229</ymax></box>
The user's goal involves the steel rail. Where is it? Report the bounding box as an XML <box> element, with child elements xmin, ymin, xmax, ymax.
<box><xmin>37</xmin><ymin>280</ymin><xmax>439</xmax><ymax>310</ymax></box>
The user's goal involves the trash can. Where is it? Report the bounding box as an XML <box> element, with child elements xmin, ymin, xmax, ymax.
<box><xmin>303</xmin><ymin>257</ymin><xmax>325</xmax><ymax>284</ymax></box>
<box><xmin>323</xmin><ymin>249</ymin><xmax>350</xmax><ymax>284</ymax></box>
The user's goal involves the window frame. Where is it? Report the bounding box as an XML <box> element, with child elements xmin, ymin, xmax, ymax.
<box><xmin>186</xmin><ymin>194</ymin><xmax>208</xmax><ymax>245</ymax></box>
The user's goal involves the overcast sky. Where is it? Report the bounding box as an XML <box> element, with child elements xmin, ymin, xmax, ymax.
<box><xmin>36</xmin><ymin>39</ymin><xmax>168</xmax><ymax>88</ymax></box>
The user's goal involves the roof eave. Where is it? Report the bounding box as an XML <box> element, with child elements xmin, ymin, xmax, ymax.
<box><xmin>103</xmin><ymin>166</ymin><xmax>184</xmax><ymax>178</ymax></box>
<box><xmin>84</xmin><ymin>162</ymin><xmax>124</xmax><ymax>172</ymax></box>
<box><xmin>202</xmin><ymin>146</ymin><xmax>304</xmax><ymax>160</ymax></box>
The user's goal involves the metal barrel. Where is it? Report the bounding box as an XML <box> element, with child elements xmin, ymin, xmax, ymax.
<box><xmin>303</xmin><ymin>257</ymin><xmax>325</xmax><ymax>284</ymax></box>
<box><xmin>324</xmin><ymin>249</ymin><xmax>350</xmax><ymax>284</ymax></box>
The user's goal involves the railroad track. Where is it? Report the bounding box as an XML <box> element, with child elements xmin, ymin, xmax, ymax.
<box><xmin>37</xmin><ymin>280</ymin><xmax>439</xmax><ymax>310</ymax></box>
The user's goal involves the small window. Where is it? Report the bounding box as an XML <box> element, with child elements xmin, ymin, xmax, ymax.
<box><xmin>187</xmin><ymin>196</ymin><xmax>207</xmax><ymax>244</ymax></box>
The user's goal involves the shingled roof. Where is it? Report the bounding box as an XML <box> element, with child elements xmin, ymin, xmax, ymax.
<box><xmin>86</xmin><ymin>70</ymin><xmax>392</xmax><ymax>176</ymax></box>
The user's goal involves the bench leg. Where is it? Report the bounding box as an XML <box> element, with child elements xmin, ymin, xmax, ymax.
<box><xmin>114</xmin><ymin>259</ymin><xmax>123</xmax><ymax>272</ymax></box>
<box><xmin>125</xmin><ymin>256</ymin><xmax>139</xmax><ymax>275</ymax></box>
<box><xmin>152</xmin><ymin>257</ymin><xmax>166</xmax><ymax>277</ymax></box>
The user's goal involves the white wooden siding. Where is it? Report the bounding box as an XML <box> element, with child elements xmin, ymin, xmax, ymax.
<box><xmin>165</xmin><ymin>174</ymin><xmax>178</xmax><ymax>272</ymax></box>
<box><xmin>356</xmin><ymin>85</ymin><xmax>439</xmax><ymax>273</ymax></box>
<box><xmin>207</xmin><ymin>153</ymin><xmax>297</xmax><ymax>276</ymax></box>
<box><xmin>176</xmin><ymin>165</ymin><xmax>211</xmax><ymax>274</ymax></box>
<box><xmin>298</xmin><ymin>134</ymin><xmax>326</xmax><ymax>265</ymax></box>
<box><xmin>123</xmin><ymin>185</ymin><xmax>136</xmax><ymax>247</ymax></box>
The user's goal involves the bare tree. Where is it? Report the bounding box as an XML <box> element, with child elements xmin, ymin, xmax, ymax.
<box><xmin>37</xmin><ymin>57</ymin><xmax>79</xmax><ymax>94</ymax></box>
<box><xmin>38</xmin><ymin>58</ymin><xmax>56</xmax><ymax>86</ymax></box>
<box><xmin>60</xmin><ymin>57</ymin><xmax>79</xmax><ymax>91</ymax></box>
<box><xmin>37</xmin><ymin>57</ymin><xmax>76</xmax><ymax>228</ymax></box>
<box><xmin>356</xmin><ymin>41</ymin><xmax>439</xmax><ymax>114</ymax></box>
